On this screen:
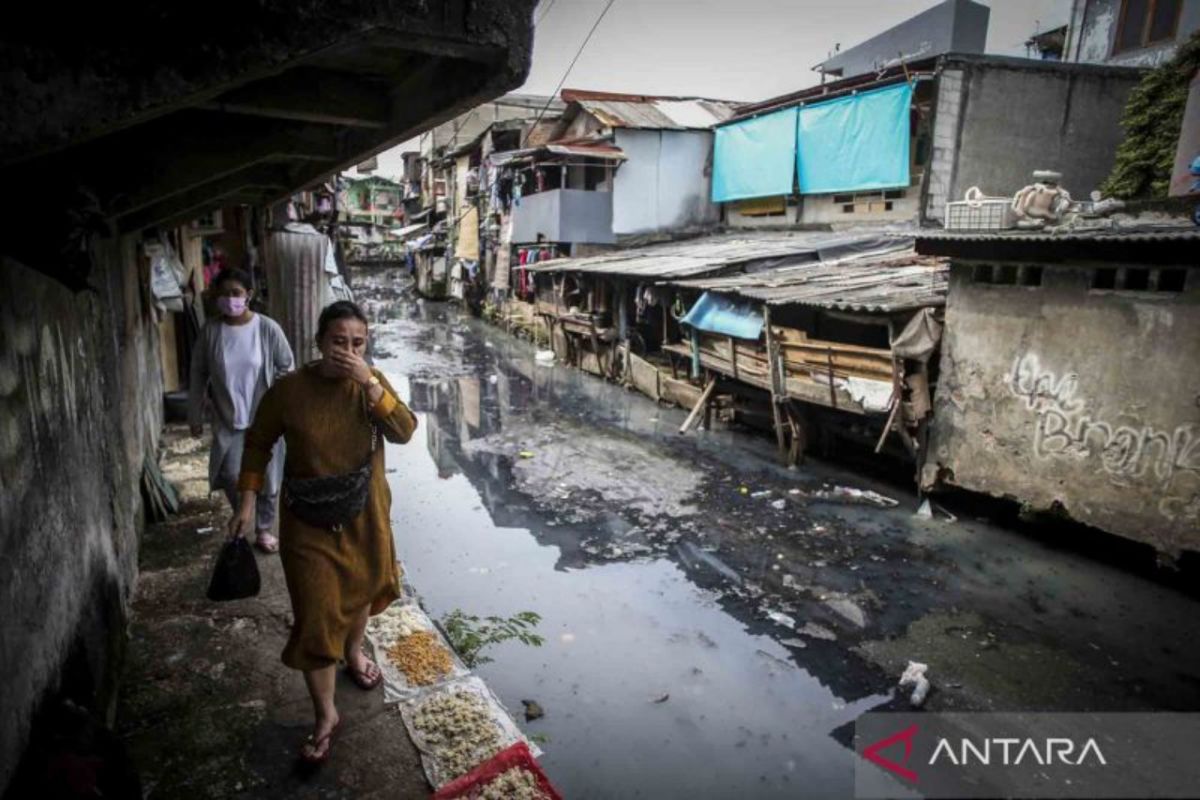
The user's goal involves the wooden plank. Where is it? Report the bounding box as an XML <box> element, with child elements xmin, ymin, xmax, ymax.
<box><xmin>679</xmin><ymin>377</ymin><xmax>717</xmax><ymax>434</ymax></box>
<box><xmin>764</xmin><ymin>306</ymin><xmax>787</xmax><ymax>462</ymax></box>
<box><xmin>661</xmin><ymin>376</ymin><xmax>702</xmax><ymax>408</ymax></box>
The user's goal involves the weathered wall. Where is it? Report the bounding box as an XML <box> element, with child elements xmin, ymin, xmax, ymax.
<box><xmin>925</xmin><ymin>57</ymin><xmax>1143</xmax><ymax>222</ymax></box>
<box><xmin>510</xmin><ymin>189</ymin><xmax>615</xmax><ymax>244</ymax></box>
<box><xmin>925</xmin><ymin>264</ymin><xmax>1200</xmax><ymax>554</ymax></box>
<box><xmin>613</xmin><ymin>129</ymin><xmax>720</xmax><ymax>236</ymax></box>
<box><xmin>0</xmin><ymin>237</ymin><xmax>161</xmax><ymax>790</ymax></box>
<box><xmin>800</xmin><ymin>189</ymin><xmax>920</xmax><ymax>225</ymax></box>
<box><xmin>1068</xmin><ymin>0</ymin><xmax>1200</xmax><ymax>67</ymax></box>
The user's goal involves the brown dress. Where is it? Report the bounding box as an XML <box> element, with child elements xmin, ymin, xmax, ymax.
<box><xmin>238</xmin><ymin>363</ymin><xmax>417</xmax><ymax>671</ymax></box>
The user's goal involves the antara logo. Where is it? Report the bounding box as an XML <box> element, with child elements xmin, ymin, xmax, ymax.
<box><xmin>863</xmin><ymin>724</ymin><xmax>921</xmax><ymax>783</ymax></box>
<box><xmin>863</xmin><ymin>726</ymin><xmax>1108</xmax><ymax>784</ymax></box>
<box><xmin>929</xmin><ymin>737</ymin><xmax>1107</xmax><ymax>766</ymax></box>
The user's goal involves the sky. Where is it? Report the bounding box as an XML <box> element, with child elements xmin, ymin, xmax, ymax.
<box><xmin>363</xmin><ymin>0</ymin><xmax>1071</xmax><ymax>176</ymax></box>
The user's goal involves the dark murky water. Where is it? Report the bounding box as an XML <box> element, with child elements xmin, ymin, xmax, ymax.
<box><xmin>360</xmin><ymin>270</ymin><xmax>1200</xmax><ymax>799</ymax></box>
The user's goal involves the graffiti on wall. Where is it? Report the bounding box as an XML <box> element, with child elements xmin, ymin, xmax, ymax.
<box><xmin>1008</xmin><ymin>353</ymin><xmax>1200</xmax><ymax>490</ymax></box>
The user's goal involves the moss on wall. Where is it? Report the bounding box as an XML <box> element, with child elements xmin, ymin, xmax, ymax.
<box><xmin>1102</xmin><ymin>31</ymin><xmax>1200</xmax><ymax>199</ymax></box>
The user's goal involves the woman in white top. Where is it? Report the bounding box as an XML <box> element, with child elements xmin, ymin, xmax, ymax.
<box><xmin>188</xmin><ymin>268</ymin><xmax>295</xmax><ymax>553</ymax></box>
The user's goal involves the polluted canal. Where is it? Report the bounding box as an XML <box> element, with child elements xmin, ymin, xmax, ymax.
<box><xmin>356</xmin><ymin>269</ymin><xmax>1200</xmax><ymax>800</ymax></box>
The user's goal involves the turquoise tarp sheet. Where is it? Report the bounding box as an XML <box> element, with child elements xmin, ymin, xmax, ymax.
<box><xmin>680</xmin><ymin>292</ymin><xmax>764</xmax><ymax>340</ymax></box>
<box><xmin>796</xmin><ymin>82</ymin><xmax>913</xmax><ymax>195</ymax></box>
<box><xmin>711</xmin><ymin>106</ymin><xmax>798</xmax><ymax>203</ymax></box>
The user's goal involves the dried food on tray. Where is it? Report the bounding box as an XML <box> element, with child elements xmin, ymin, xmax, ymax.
<box><xmin>367</xmin><ymin>601</ymin><xmax>430</xmax><ymax>646</ymax></box>
<box><xmin>385</xmin><ymin>629</ymin><xmax>454</xmax><ymax>686</ymax></box>
<box><xmin>366</xmin><ymin>602</ymin><xmax>469</xmax><ymax>701</ymax></box>
<box><xmin>432</xmin><ymin>743</ymin><xmax>562</xmax><ymax>800</ymax></box>
<box><xmin>398</xmin><ymin>677</ymin><xmax>541</xmax><ymax>788</ymax></box>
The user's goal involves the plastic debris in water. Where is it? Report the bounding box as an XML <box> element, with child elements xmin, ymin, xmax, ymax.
<box><xmin>766</xmin><ymin>610</ymin><xmax>796</xmax><ymax>629</ymax></box>
<box><xmin>518</xmin><ymin>451</ymin><xmax>535</xmax><ymax>459</ymax></box>
<box><xmin>899</xmin><ymin>660</ymin><xmax>931</xmax><ymax>708</ymax></box>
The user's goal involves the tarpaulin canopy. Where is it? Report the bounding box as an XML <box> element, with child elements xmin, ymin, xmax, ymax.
<box><xmin>680</xmin><ymin>291</ymin><xmax>765</xmax><ymax>340</ymax></box>
<box><xmin>796</xmin><ymin>82</ymin><xmax>913</xmax><ymax>195</ymax></box>
<box><xmin>711</xmin><ymin>106</ymin><xmax>798</xmax><ymax>203</ymax></box>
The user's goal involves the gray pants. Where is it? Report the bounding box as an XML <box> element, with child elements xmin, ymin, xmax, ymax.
<box><xmin>216</xmin><ymin>430</ymin><xmax>279</xmax><ymax>533</ymax></box>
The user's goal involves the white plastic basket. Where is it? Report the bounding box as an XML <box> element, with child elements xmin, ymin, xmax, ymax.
<box><xmin>945</xmin><ymin>186</ymin><xmax>1015</xmax><ymax>230</ymax></box>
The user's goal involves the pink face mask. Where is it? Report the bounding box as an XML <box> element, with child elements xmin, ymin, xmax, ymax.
<box><xmin>217</xmin><ymin>296</ymin><xmax>248</xmax><ymax>317</ymax></box>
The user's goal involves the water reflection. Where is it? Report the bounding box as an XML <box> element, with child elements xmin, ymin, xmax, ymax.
<box><xmin>368</xmin><ymin>285</ymin><xmax>893</xmax><ymax>799</ymax></box>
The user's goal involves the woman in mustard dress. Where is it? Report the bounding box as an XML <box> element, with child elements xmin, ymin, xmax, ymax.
<box><xmin>228</xmin><ymin>300</ymin><xmax>417</xmax><ymax>763</ymax></box>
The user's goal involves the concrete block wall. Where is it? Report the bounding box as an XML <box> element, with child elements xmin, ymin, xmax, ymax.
<box><xmin>925</xmin><ymin>57</ymin><xmax>1142</xmax><ymax>224</ymax></box>
<box><xmin>0</xmin><ymin>238</ymin><xmax>162</xmax><ymax>791</ymax></box>
<box><xmin>925</xmin><ymin>263</ymin><xmax>1200</xmax><ymax>554</ymax></box>
<box><xmin>924</xmin><ymin>68</ymin><xmax>966</xmax><ymax>221</ymax></box>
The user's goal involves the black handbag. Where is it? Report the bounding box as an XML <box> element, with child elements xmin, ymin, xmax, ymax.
<box><xmin>207</xmin><ymin>537</ymin><xmax>261</xmax><ymax>601</ymax></box>
<box><xmin>282</xmin><ymin>393</ymin><xmax>379</xmax><ymax>532</ymax></box>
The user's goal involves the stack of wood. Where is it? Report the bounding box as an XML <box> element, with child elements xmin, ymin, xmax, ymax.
<box><xmin>666</xmin><ymin>328</ymin><xmax>892</xmax><ymax>386</ymax></box>
<box><xmin>771</xmin><ymin>326</ymin><xmax>893</xmax><ymax>382</ymax></box>
<box><xmin>662</xmin><ymin>324</ymin><xmax>897</xmax><ymax>416</ymax></box>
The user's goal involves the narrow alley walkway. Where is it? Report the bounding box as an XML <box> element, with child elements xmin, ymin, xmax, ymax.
<box><xmin>116</xmin><ymin>430</ymin><xmax>428</xmax><ymax>800</ymax></box>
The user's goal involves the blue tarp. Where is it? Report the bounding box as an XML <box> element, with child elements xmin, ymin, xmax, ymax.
<box><xmin>711</xmin><ymin>107</ymin><xmax>798</xmax><ymax>203</ymax></box>
<box><xmin>796</xmin><ymin>82</ymin><xmax>913</xmax><ymax>195</ymax></box>
<box><xmin>680</xmin><ymin>292</ymin><xmax>765</xmax><ymax>340</ymax></box>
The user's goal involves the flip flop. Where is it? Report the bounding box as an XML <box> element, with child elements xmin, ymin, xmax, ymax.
<box><xmin>345</xmin><ymin>659</ymin><xmax>383</xmax><ymax>691</ymax></box>
<box><xmin>300</xmin><ymin>719</ymin><xmax>340</xmax><ymax>764</ymax></box>
<box><xmin>255</xmin><ymin>532</ymin><xmax>279</xmax><ymax>554</ymax></box>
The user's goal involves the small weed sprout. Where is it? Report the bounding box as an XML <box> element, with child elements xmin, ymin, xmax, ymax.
<box><xmin>441</xmin><ymin>610</ymin><xmax>544</xmax><ymax>668</ymax></box>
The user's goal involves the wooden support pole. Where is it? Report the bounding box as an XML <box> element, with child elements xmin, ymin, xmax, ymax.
<box><xmin>874</xmin><ymin>393</ymin><xmax>901</xmax><ymax>454</ymax></box>
<box><xmin>764</xmin><ymin>306</ymin><xmax>788</xmax><ymax>462</ymax></box>
<box><xmin>679</xmin><ymin>376</ymin><xmax>717</xmax><ymax>434</ymax></box>
<box><xmin>826</xmin><ymin>347</ymin><xmax>838</xmax><ymax>409</ymax></box>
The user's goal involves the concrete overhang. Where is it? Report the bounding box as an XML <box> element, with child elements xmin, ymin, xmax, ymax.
<box><xmin>0</xmin><ymin>0</ymin><xmax>536</xmax><ymax>287</ymax></box>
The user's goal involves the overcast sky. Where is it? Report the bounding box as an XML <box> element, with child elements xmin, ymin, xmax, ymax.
<box><xmin>365</xmin><ymin>0</ymin><xmax>1071</xmax><ymax>175</ymax></box>
<box><xmin>523</xmin><ymin>0</ymin><xmax>1071</xmax><ymax>101</ymax></box>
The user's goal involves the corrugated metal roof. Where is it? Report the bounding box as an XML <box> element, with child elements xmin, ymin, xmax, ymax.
<box><xmin>526</xmin><ymin>230</ymin><xmax>913</xmax><ymax>280</ymax></box>
<box><xmin>489</xmin><ymin>139</ymin><xmax>626</xmax><ymax>165</ymax></box>
<box><xmin>915</xmin><ymin>226</ymin><xmax>1200</xmax><ymax>243</ymax></box>
<box><xmin>669</xmin><ymin>248</ymin><xmax>948</xmax><ymax>313</ymax></box>
<box><xmin>562</xmin><ymin>90</ymin><xmax>741</xmax><ymax>130</ymax></box>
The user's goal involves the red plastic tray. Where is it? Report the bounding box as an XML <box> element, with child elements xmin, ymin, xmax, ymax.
<box><xmin>431</xmin><ymin>742</ymin><xmax>562</xmax><ymax>800</ymax></box>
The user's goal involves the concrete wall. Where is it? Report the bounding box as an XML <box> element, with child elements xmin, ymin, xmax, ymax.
<box><xmin>510</xmin><ymin>188</ymin><xmax>615</xmax><ymax>244</ymax></box>
<box><xmin>925</xmin><ymin>263</ymin><xmax>1200</xmax><ymax>554</ymax></box>
<box><xmin>612</xmin><ymin>129</ymin><xmax>720</xmax><ymax>237</ymax></box>
<box><xmin>924</xmin><ymin>57</ymin><xmax>1143</xmax><ymax>222</ymax></box>
<box><xmin>817</xmin><ymin>0</ymin><xmax>989</xmax><ymax>78</ymax></box>
<box><xmin>800</xmin><ymin>188</ymin><xmax>921</xmax><ymax>225</ymax></box>
<box><xmin>1067</xmin><ymin>0</ymin><xmax>1200</xmax><ymax>67</ymax></box>
<box><xmin>0</xmin><ymin>238</ymin><xmax>162</xmax><ymax>789</ymax></box>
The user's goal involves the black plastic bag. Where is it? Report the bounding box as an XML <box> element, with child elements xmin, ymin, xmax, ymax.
<box><xmin>206</xmin><ymin>537</ymin><xmax>261</xmax><ymax>601</ymax></box>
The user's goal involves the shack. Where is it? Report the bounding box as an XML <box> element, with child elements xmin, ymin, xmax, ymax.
<box><xmin>523</xmin><ymin>230</ymin><xmax>911</xmax><ymax>410</ymax></box>
<box><xmin>663</xmin><ymin>246</ymin><xmax>949</xmax><ymax>465</ymax></box>
<box><xmin>916</xmin><ymin>226</ymin><xmax>1199</xmax><ymax>556</ymax></box>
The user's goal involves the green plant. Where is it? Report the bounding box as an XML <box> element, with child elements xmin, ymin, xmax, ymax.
<box><xmin>1102</xmin><ymin>30</ymin><xmax>1200</xmax><ymax>199</ymax></box>
<box><xmin>440</xmin><ymin>609</ymin><xmax>544</xmax><ymax>668</ymax></box>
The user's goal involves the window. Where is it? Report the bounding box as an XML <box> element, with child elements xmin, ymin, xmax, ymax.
<box><xmin>1158</xmin><ymin>268</ymin><xmax>1187</xmax><ymax>292</ymax></box>
<box><xmin>832</xmin><ymin>189</ymin><xmax>905</xmax><ymax>215</ymax></box>
<box><xmin>1114</xmin><ymin>0</ymin><xmax>1182</xmax><ymax>54</ymax></box>
<box><xmin>972</xmin><ymin>263</ymin><xmax>1043</xmax><ymax>287</ymax></box>
<box><xmin>1091</xmin><ymin>267</ymin><xmax>1187</xmax><ymax>293</ymax></box>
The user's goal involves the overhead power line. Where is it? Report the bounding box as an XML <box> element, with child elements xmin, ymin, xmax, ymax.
<box><xmin>522</xmin><ymin>0</ymin><xmax>618</xmax><ymax>146</ymax></box>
